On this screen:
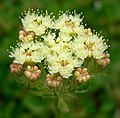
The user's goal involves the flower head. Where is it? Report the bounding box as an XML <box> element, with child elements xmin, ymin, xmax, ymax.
<box><xmin>9</xmin><ymin>10</ymin><xmax>110</xmax><ymax>106</ymax></box>
<box><xmin>55</xmin><ymin>12</ymin><xmax>83</xmax><ymax>35</ymax></box>
<box><xmin>9</xmin><ymin>41</ymin><xmax>47</xmax><ymax>64</ymax></box>
<box><xmin>9</xmin><ymin>10</ymin><xmax>110</xmax><ymax>82</ymax></box>
<box><xmin>84</xmin><ymin>34</ymin><xmax>108</xmax><ymax>59</ymax></box>
<box><xmin>21</xmin><ymin>10</ymin><xmax>53</xmax><ymax>36</ymax></box>
<box><xmin>71</xmin><ymin>36</ymin><xmax>89</xmax><ymax>60</ymax></box>
<box><xmin>47</xmin><ymin>51</ymin><xmax>82</xmax><ymax>78</ymax></box>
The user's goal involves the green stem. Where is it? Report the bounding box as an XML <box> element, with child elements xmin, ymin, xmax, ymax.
<box><xmin>55</xmin><ymin>97</ymin><xmax>61</xmax><ymax>118</ymax></box>
<box><xmin>66</xmin><ymin>77</ymin><xmax>77</xmax><ymax>93</ymax></box>
<box><xmin>54</xmin><ymin>90</ymin><xmax>69</xmax><ymax>117</ymax></box>
<box><xmin>37</xmin><ymin>63</ymin><xmax>47</xmax><ymax>79</ymax></box>
<box><xmin>62</xmin><ymin>78</ymin><xmax>66</xmax><ymax>94</ymax></box>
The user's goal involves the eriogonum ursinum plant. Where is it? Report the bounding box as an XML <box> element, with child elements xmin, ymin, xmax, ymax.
<box><xmin>9</xmin><ymin>9</ymin><xmax>110</xmax><ymax>112</ymax></box>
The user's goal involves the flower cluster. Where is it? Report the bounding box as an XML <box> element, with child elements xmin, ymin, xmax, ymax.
<box><xmin>9</xmin><ymin>9</ymin><xmax>110</xmax><ymax>89</ymax></box>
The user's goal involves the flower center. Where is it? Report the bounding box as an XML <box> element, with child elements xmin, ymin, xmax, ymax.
<box><xmin>65</xmin><ymin>20</ymin><xmax>75</xmax><ymax>28</ymax></box>
<box><xmin>60</xmin><ymin>60</ymin><xmax>70</xmax><ymax>66</ymax></box>
<box><xmin>26</xmin><ymin>50</ymin><xmax>32</xmax><ymax>56</ymax></box>
<box><xmin>85</xmin><ymin>40</ymin><xmax>95</xmax><ymax>51</ymax></box>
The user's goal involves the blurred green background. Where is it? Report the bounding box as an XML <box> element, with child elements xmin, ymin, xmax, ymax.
<box><xmin>0</xmin><ymin>0</ymin><xmax>120</xmax><ymax>118</ymax></box>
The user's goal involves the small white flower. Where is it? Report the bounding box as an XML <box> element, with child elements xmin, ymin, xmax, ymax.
<box><xmin>42</xmin><ymin>33</ymin><xmax>56</xmax><ymax>47</ymax></box>
<box><xmin>47</xmin><ymin>52</ymin><xmax>82</xmax><ymax>78</ymax></box>
<box><xmin>9</xmin><ymin>41</ymin><xmax>47</xmax><ymax>64</ymax></box>
<box><xmin>55</xmin><ymin>12</ymin><xmax>82</xmax><ymax>34</ymax></box>
<box><xmin>21</xmin><ymin>11</ymin><xmax>53</xmax><ymax>36</ymax></box>
<box><xmin>47</xmin><ymin>41</ymin><xmax>71</xmax><ymax>56</ymax></box>
<box><xmin>58</xmin><ymin>32</ymin><xmax>72</xmax><ymax>42</ymax></box>
<box><xmin>85</xmin><ymin>34</ymin><xmax>108</xmax><ymax>59</ymax></box>
<box><xmin>71</xmin><ymin>36</ymin><xmax>89</xmax><ymax>60</ymax></box>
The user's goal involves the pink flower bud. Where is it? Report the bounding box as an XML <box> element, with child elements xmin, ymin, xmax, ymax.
<box><xmin>74</xmin><ymin>67</ymin><xmax>90</xmax><ymax>83</ymax></box>
<box><xmin>96</xmin><ymin>53</ymin><xmax>110</xmax><ymax>67</ymax></box>
<box><xmin>24</xmin><ymin>71</ymin><xmax>31</xmax><ymax>78</ymax></box>
<box><xmin>33</xmin><ymin>66</ymin><xmax>38</xmax><ymax>71</ymax></box>
<box><xmin>46</xmin><ymin>73</ymin><xmax>62</xmax><ymax>88</ymax></box>
<box><xmin>10</xmin><ymin>63</ymin><xmax>23</xmax><ymax>74</ymax></box>
<box><xmin>24</xmin><ymin>65</ymin><xmax>41</xmax><ymax>80</ymax></box>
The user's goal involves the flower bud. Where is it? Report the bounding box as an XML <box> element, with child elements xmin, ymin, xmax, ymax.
<box><xmin>74</xmin><ymin>67</ymin><xmax>90</xmax><ymax>83</ymax></box>
<box><xmin>46</xmin><ymin>73</ymin><xmax>62</xmax><ymax>88</ymax></box>
<box><xmin>24</xmin><ymin>65</ymin><xmax>41</xmax><ymax>80</ymax></box>
<box><xmin>19</xmin><ymin>30</ymin><xmax>35</xmax><ymax>42</ymax></box>
<box><xmin>24</xmin><ymin>71</ymin><xmax>31</xmax><ymax>78</ymax></box>
<box><xmin>19</xmin><ymin>34</ymin><xmax>24</xmax><ymax>40</ymax></box>
<box><xmin>96</xmin><ymin>53</ymin><xmax>110</xmax><ymax>67</ymax></box>
<box><xmin>19</xmin><ymin>30</ymin><xmax>26</xmax><ymax>35</ymax></box>
<box><xmin>10</xmin><ymin>63</ymin><xmax>23</xmax><ymax>74</ymax></box>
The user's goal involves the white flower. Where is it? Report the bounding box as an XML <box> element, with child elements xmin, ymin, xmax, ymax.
<box><xmin>85</xmin><ymin>34</ymin><xmax>108</xmax><ymax>59</ymax></box>
<box><xmin>55</xmin><ymin>12</ymin><xmax>82</xmax><ymax>34</ymax></box>
<box><xmin>47</xmin><ymin>51</ymin><xmax>82</xmax><ymax>78</ymax></box>
<box><xmin>42</xmin><ymin>33</ymin><xmax>56</xmax><ymax>47</ymax></box>
<box><xmin>58</xmin><ymin>32</ymin><xmax>72</xmax><ymax>42</ymax></box>
<box><xmin>9</xmin><ymin>41</ymin><xmax>47</xmax><ymax>64</ymax></box>
<box><xmin>9</xmin><ymin>10</ymin><xmax>110</xmax><ymax>79</ymax></box>
<box><xmin>21</xmin><ymin>11</ymin><xmax>53</xmax><ymax>36</ymax></box>
<box><xmin>47</xmin><ymin>41</ymin><xmax>71</xmax><ymax>56</ymax></box>
<box><xmin>71</xmin><ymin>36</ymin><xmax>89</xmax><ymax>60</ymax></box>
